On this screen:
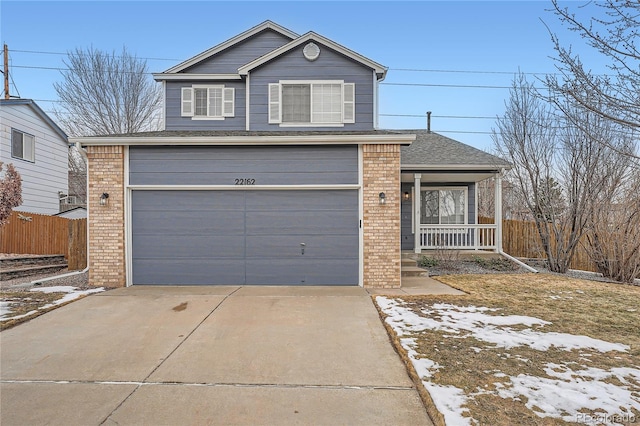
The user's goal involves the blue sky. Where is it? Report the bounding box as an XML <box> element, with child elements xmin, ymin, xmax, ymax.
<box><xmin>1</xmin><ymin>1</ymin><xmax>596</xmax><ymax>151</ymax></box>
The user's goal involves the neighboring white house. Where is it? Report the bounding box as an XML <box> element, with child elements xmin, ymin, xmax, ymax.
<box><xmin>0</xmin><ymin>99</ymin><xmax>69</xmax><ymax>215</ymax></box>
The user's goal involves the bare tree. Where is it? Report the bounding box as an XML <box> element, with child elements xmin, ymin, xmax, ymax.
<box><xmin>0</xmin><ymin>162</ymin><xmax>22</xmax><ymax>226</ymax></box>
<box><xmin>547</xmin><ymin>0</ymin><xmax>640</xmax><ymax>162</ymax></box>
<box><xmin>68</xmin><ymin>146</ymin><xmax>87</xmax><ymax>205</ymax></box>
<box><xmin>53</xmin><ymin>46</ymin><xmax>162</xmax><ymax>137</ymax></box>
<box><xmin>493</xmin><ymin>73</ymin><xmax>634</xmax><ymax>273</ymax></box>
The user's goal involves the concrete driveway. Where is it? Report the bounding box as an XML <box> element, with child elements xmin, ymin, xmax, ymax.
<box><xmin>0</xmin><ymin>286</ymin><xmax>432</xmax><ymax>425</ymax></box>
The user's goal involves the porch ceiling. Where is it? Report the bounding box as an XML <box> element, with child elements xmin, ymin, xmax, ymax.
<box><xmin>401</xmin><ymin>171</ymin><xmax>497</xmax><ymax>183</ymax></box>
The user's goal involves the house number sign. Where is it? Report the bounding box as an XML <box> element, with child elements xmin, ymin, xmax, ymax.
<box><xmin>234</xmin><ymin>178</ymin><xmax>256</xmax><ymax>185</ymax></box>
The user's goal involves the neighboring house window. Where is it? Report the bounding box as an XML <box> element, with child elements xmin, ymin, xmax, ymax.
<box><xmin>268</xmin><ymin>80</ymin><xmax>355</xmax><ymax>126</ymax></box>
<box><xmin>421</xmin><ymin>188</ymin><xmax>467</xmax><ymax>224</ymax></box>
<box><xmin>181</xmin><ymin>85</ymin><xmax>234</xmax><ymax>119</ymax></box>
<box><xmin>11</xmin><ymin>129</ymin><xmax>35</xmax><ymax>162</ymax></box>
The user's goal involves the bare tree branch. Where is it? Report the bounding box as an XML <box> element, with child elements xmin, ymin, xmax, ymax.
<box><xmin>53</xmin><ymin>46</ymin><xmax>162</xmax><ymax>137</ymax></box>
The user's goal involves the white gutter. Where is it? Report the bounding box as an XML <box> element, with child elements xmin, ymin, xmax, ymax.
<box><xmin>31</xmin><ymin>142</ymin><xmax>90</xmax><ymax>285</ymax></box>
<box><xmin>70</xmin><ymin>134</ymin><xmax>416</xmax><ymax>147</ymax></box>
<box><xmin>499</xmin><ymin>250</ymin><xmax>538</xmax><ymax>273</ymax></box>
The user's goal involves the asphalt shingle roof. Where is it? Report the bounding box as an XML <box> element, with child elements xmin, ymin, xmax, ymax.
<box><xmin>400</xmin><ymin>130</ymin><xmax>511</xmax><ymax>168</ymax></box>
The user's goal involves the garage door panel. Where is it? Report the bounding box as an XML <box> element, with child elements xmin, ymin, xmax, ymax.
<box><xmin>132</xmin><ymin>211</ymin><xmax>245</xmax><ymax>235</ymax></box>
<box><xmin>246</xmin><ymin>211</ymin><xmax>356</xmax><ymax>235</ymax></box>
<box><xmin>133</xmin><ymin>259</ymin><xmax>245</xmax><ymax>285</ymax></box>
<box><xmin>246</xmin><ymin>235</ymin><xmax>359</xmax><ymax>258</ymax></box>
<box><xmin>133</xmin><ymin>235</ymin><xmax>245</xmax><ymax>258</ymax></box>
<box><xmin>245</xmin><ymin>259</ymin><xmax>359</xmax><ymax>285</ymax></box>
<box><xmin>246</xmin><ymin>190</ymin><xmax>358</xmax><ymax>211</ymax></box>
<box><xmin>131</xmin><ymin>172</ymin><xmax>357</xmax><ymax>186</ymax></box>
<box><xmin>133</xmin><ymin>191</ymin><xmax>245</xmax><ymax>211</ymax></box>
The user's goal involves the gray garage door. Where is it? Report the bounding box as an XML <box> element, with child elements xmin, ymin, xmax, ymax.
<box><xmin>129</xmin><ymin>146</ymin><xmax>359</xmax><ymax>286</ymax></box>
<box><xmin>131</xmin><ymin>190</ymin><xmax>358</xmax><ymax>285</ymax></box>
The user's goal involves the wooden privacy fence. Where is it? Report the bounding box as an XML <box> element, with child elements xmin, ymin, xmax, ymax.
<box><xmin>479</xmin><ymin>216</ymin><xmax>598</xmax><ymax>273</ymax></box>
<box><xmin>0</xmin><ymin>211</ymin><xmax>87</xmax><ymax>270</ymax></box>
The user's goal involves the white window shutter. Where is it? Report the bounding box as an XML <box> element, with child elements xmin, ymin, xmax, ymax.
<box><xmin>181</xmin><ymin>87</ymin><xmax>194</xmax><ymax>117</ymax></box>
<box><xmin>343</xmin><ymin>83</ymin><xmax>355</xmax><ymax>123</ymax></box>
<box><xmin>223</xmin><ymin>87</ymin><xmax>235</xmax><ymax>117</ymax></box>
<box><xmin>268</xmin><ymin>83</ymin><xmax>281</xmax><ymax>124</ymax></box>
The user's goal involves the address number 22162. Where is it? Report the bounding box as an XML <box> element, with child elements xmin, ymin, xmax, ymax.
<box><xmin>234</xmin><ymin>178</ymin><xmax>256</xmax><ymax>185</ymax></box>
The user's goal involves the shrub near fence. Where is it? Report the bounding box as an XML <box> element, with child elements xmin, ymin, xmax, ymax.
<box><xmin>479</xmin><ymin>216</ymin><xmax>598</xmax><ymax>273</ymax></box>
<box><xmin>0</xmin><ymin>211</ymin><xmax>87</xmax><ymax>270</ymax></box>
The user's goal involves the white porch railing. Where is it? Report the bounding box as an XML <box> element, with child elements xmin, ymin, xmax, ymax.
<box><xmin>419</xmin><ymin>224</ymin><xmax>497</xmax><ymax>250</ymax></box>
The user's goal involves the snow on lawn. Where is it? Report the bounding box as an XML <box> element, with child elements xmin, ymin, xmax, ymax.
<box><xmin>376</xmin><ymin>296</ymin><xmax>640</xmax><ymax>426</ymax></box>
<box><xmin>0</xmin><ymin>286</ymin><xmax>104</xmax><ymax>321</ymax></box>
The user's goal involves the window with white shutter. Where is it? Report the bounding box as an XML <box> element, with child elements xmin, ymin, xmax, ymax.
<box><xmin>223</xmin><ymin>87</ymin><xmax>235</xmax><ymax>117</ymax></box>
<box><xmin>268</xmin><ymin>83</ymin><xmax>281</xmax><ymax>123</ymax></box>
<box><xmin>271</xmin><ymin>80</ymin><xmax>354</xmax><ymax>126</ymax></box>
<box><xmin>181</xmin><ymin>85</ymin><xmax>234</xmax><ymax>120</ymax></box>
<box><xmin>343</xmin><ymin>83</ymin><xmax>355</xmax><ymax>123</ymax></box>
<box><xmin>181</xmin><ymin>87</ymin><xmax>194</xmax><ymax>117</ymax></box>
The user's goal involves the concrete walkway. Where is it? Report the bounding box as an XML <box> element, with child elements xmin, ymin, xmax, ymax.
<box><xmin>0</xmin><ymin>286</ymin><xmax>433</xmax><ymax>425</ymax></box>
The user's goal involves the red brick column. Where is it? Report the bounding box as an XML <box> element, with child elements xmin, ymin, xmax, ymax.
<box><xmin>87</xmin><ymin>145</ymin><xmax>125</xmax><ymax>288</ymax></box>
<box><xmin>362</xmin><ymin>144</ymin><xmax>401</xmax><ymax>288</ymax></box>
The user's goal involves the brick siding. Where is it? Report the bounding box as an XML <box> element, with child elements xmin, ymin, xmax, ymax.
<box><xmin>362</xmin><ymin>144</ymin><xmax>401</xmax><ymax>288</ymax></box>
<box><xmin>87</xmin><ymin>145</ymin><xmax>126</xmax><ymax>287</ymax></box>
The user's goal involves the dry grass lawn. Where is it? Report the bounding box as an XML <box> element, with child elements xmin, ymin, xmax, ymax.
<box><xmin>375</xmin><ymin>273</ymin><xmax>639</xmax><ymax>425</ymax></box>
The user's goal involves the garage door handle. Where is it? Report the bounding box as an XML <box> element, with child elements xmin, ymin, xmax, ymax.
<box><xmin>300</xmin><ymin>243</ymin><xmax>305</xmax><ymax>255</ymax></box>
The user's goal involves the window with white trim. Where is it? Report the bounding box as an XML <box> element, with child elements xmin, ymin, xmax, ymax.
<box><xmin>181</xmin><ymin>85</ymin><xmax>234</xmax><ymax>119</ymax></box>
<box><xmin>11</xmin><ymin>129</ymin><xmax>35</xmax><ymax>162</ymax></box>
<box><xmin>420</xmin><ymin>188</ymin><xmax>467</xmax><ymax>224</ymax></box>
<box><xmin>268</xmin><ymin>81</ymin><xmax>355</xmax><ymax>126</ymax></box>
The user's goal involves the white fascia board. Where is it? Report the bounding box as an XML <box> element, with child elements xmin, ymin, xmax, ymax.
<box><xmin>163</xmin><ymin>21</ymin><xmax>298</xmax><ymax>74</ymax></box>
<box><xmin>72</xmin><ymin>134</ymin><xmax>415</xmax><ymax>147</ymax></box>
<box><xmin>153</xmin><ymin>73</ymin><xmax>242</xmax><ymax>81</ymax></box>
<box><xmin>238</xmin><ymin>32</ymin><xmax>388</xmax><ymax>80</ymax></box>
<box><xmin>401</xmin><ymin>164</ymin><xmax>511</xmax><ymax>171</ymax></box>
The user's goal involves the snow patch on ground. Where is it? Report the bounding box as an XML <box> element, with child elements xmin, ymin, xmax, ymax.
<box><xmin>379</xmin><ymin>297</ymin><xmax>628</xmax><ymax>353</ymax></box>
<box><xmin>376</xmin><ymin>296</ymin><xmax>637</xmax><ymax>425</ymax></box>
<box><xmin>496</xmin><ymin>363</ymin><xmax>640</xmax><ymax>423</ymax></box>
<box><xmin>0</xmin><ymin>287</ymin><xmax>104</xmax><ymax>321</ymax></box>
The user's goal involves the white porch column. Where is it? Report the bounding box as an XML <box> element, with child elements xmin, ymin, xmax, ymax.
<box><xmin>494</xmin><ymin>171</ymin><xmax>503</xmax><ymax>252</ymax></box>
<box><xmin>414</xmin><ymin>173</ymin><xmax>422</xmax><ymax>254</ymax></box>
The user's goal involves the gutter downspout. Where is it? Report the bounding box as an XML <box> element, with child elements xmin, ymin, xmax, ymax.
<box><xmin>499</xmin><ymin>250</ymin><xmax>538</xmax><ymax>273</ymax></box>
<box><xmin>31</xmin><ymin>142</ymin><xmax>90</xmax><ymax>285</ymax></box>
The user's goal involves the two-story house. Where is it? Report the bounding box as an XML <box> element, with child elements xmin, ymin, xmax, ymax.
<box><xmin>0</xmin><ymin>98</ymin><xmax>69</xmax><ymax>215</ymax></box>
<box><xmin>72</xmin><ymin>21</ymin><xmax>509</xmax><ymax>288</ymax></box>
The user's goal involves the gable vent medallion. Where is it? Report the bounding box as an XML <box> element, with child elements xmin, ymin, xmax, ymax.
<box><xmin>303</xmin><ymin>42</ymin><xmax>320</xmax><ymax>61</ymax></box>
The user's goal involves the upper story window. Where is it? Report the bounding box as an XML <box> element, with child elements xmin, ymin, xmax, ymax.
<box><xmin>181</xmin><ymin>85</ymin><xmax>235</xmax><ymax>120</ymax></box>
<box><xmin>11</xmin><ymin>129</ymin><xmax>35</xmax><ymax>162</ymax></box>
<box><xmin>268</xmin><ymin>80</ymin><xmax>355</xmax><ymax>126</ymax></box>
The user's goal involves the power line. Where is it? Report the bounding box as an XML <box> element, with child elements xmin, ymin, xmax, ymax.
<box><xmin>381</xmin><ymin>82</ymin><xmax>514</xmax><ymax>89</ymax></box>
<box><xmin>10</xmin><ymin>49</ymin><xmax>180</xmax><ymax>62</ymax></box>
<box><xmin>381</xmin><ymin>113</ymin><xmax>497</xmax><ymax>120</ymax></box>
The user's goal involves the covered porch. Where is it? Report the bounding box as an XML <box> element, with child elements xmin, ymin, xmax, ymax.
<box><xmin>399</xmin><ymin>130</ymin><xmax>512</xmax><ymax>254</ymax></box>
<box><xmin>400</xmin><ymin>169</ymin><xmax>505</xmax><ymax>253</ymax></box>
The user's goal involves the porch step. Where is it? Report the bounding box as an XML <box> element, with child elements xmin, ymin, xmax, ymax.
<box><xmin>401</xmin><ymin>258</ymin><xmax>418</xmax><ymax>267</ymax></box>
<box><xmin>401</xmin><ymin>266</ymin><xmax>430</xmax><ymax>277</ymax></box>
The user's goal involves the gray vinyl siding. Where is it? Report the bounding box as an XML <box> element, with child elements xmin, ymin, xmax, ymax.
<box><xmin>129</xmin><ymin>145</ymin><xmax>358</xmax><ymax>185</ymax></box>
<box><xmin>0</xmin><ymin>104</ymin><xmax>68</xmax><ymax>215</ymax></box>
<box><xmin>164</xmin><ymin>80</ymin><xmax>245</xmax><ymax>131</ymax></box>
<box><xmin>131</xmin><ymin>190</ymin><xmax>359</xmax><ymax>285</ymax></box>
<box><xmin>183</xmin><ymin>30</ymin><xmax>293</xmax><ymax>74</ymax></box>
<box><xmin>248</xmin><ymin>41</ymin><xmax>375</xmax><ymax>131</ymax></box>
<box><xmin>400</xmin><ymin>182</ymin><xmax>476</xmax><ymax>250</ymax></box>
